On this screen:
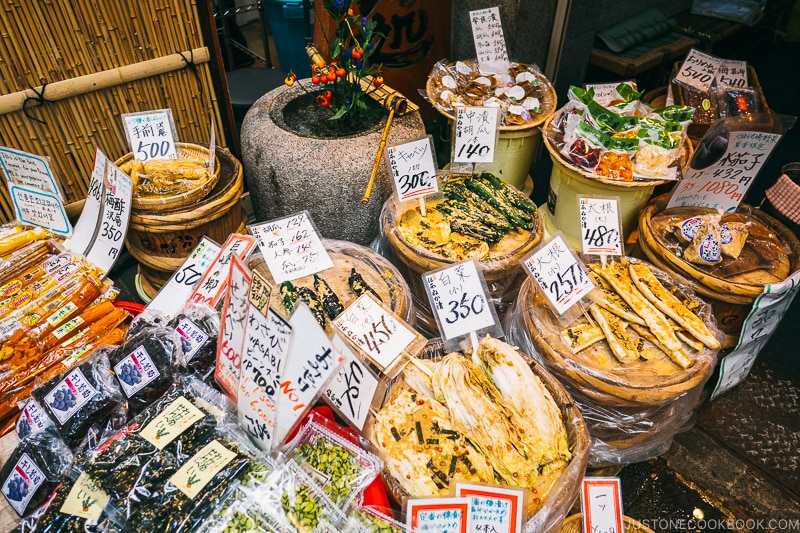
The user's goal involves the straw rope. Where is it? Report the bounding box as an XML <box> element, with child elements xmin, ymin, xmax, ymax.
<box><xmin>0</xmin><ymin>0</ymin><xmax>226</xmax><ymax>223</ymax></box>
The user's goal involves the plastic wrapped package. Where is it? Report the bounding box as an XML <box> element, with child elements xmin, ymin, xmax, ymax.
<box><xmin>0</xmin><ymin>428</ymin><xmax>74</xmax><ymax>518</ymax></box>
<box><xmin>30</xmin><ymin>350</ymin><xmax>127</xmax><ymax>450</ymax></box>
<box><xmin>169</xmin><ymin>302</ymin><xmax>220</xmax><ymax>380</ymax></box>
<box><xmin>250</xmin><ymin>238</ymin><xmax>413</xmax><ymax>331</ymax></box>
<box><xmin>505</xmin><ymin>256</ymin><xmax>721</xmax><ymax>466</ymax></box>
<box><xmin>363</xmin><ymin>337</ymin><xmax>589</xmax><ymax>533</ymax></box>
<box><xmin>16</xmin><ymin>398</ymin><xmax>55</xmax><ymax>441</ymax></box>
<box><xmin>378</xmin><ymin>174</ymin><xmax>542</xmax><ymax>336</ymax></box>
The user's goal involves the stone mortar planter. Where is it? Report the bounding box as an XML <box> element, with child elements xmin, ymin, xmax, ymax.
<box><xmin>241</xmin><ymin>81</ymin><xmax>426</xmax><ymax>246</ymax></box>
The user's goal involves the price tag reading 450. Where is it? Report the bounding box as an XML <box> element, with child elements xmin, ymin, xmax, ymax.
<box><xmin>423</xmin><ymin>260</ymin><xmax>501</xmax><ymax>349</ymax></box>
<box><xmin>523</xmin><ymin>234</ymin><xmax>595</xmax><ymax>315</ymax></box>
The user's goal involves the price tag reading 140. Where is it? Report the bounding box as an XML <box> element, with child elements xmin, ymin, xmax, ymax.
<box><xmin>523</xmin><ymin>235</ymin><xmax>595</xmax><ymax>315</ymax></box>
<box><xmin>453</xmin><ymin>107</ymin><xmax>498</xmax><ymax>164</ymax></box>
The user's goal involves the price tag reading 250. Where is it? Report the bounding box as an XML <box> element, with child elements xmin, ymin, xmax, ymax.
<box><xmin>523</xmin><ymin>235</ymin><xmax>595</xmax><ymax>315</ymax></box>
<box><xmin>423</xmin><ymin>260</ymin><xmax>498</xmax><ymax>341</ymax></box>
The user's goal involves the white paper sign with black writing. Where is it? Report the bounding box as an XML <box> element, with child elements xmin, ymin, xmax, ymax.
<box><xmin>121</xmin><ymin>109</ymin><xmax>179</xmax><ymax>162</ymax></box>
<box><xmin>675</xmin><ymin>48</ymin><xmax>722</xmax><ymax>91</ymax></box>
<box><xmin>469</xmin><ymin>7</ymin><xmax>509</xmax><ymax>67</ymax></box>
<box><xmin>712</xmin><ymin>269</ymin><xmax>800</xmax><ymax>399</ymax></box>
<box><xmin>147</xmin><ymin>237</ymin><xmax>221</xmax><ymax>320</ymax></box>
<box><xmin>9</xmin><ymin>186</ymin><xmax>72</xmax><ymax>236</ymax></box>
<box><xmin>0</xmin><ymin>146</ymin><xmax>63</xmax><ymax>199</ymax></box>
<box><xmin>388</xmin><ymin>136</ymin><xmax>439</xmax><ymax>202</ymax></box>
<box><xmin>452</xmin><ymin>106</ymin><xmax>499</xmax><ymax>165</ymax></box>
<box><xmin>668</xmin><ymin>125</ymin><xmax>782</xmax><ymax>212</ymax></box>
<box><xmin>522</xmin><ymin>234</ymin><xmax>595</xmax><ymax>316</ymax></box>
<box><xmin>715</xmin><ymin>59</ymin><xmax>748</xmax><ymax>88</ymax></box>
<box><xmin>248</xmin><ymin>211</ymin><xmax>334</xmax><ymax>284</ymax></box>
<box><xmin>85</xmin><ymin>161</ymin><xmax>132</xmax><ymax>276</ymax></box>
<box><xmin>215</xmin><ymin>255</ymin><xmax>252</xmax><ymax>400</ymax></box>
<box><xmin>580</xmin><ymin>477</ymin><xmax>625</xmax><ymax>533</ymax></box>
<box><xmin>579</xmin><ymin>196</ymin><xmax>623</xmax><ymax>256</ymax></box>
<box><xmin>324</xmin><ymin>334</ymin><xmax>380</xmax><ymax>432</ymax></box>
<box><xmin>274</xmin><ymin>304</ymin><xmax>343</xmax><ymax>446</ymax></box>
<box><xmin>64</xmin><ymin>149</ymin><xmax>106</xmax><ymax>255</ymax></box>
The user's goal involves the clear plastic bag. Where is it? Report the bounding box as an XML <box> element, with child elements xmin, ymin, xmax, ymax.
<box><xmin>169</xmin><ymin>302</ymin><xmax>220</xmax><ymax>381</ymax></box>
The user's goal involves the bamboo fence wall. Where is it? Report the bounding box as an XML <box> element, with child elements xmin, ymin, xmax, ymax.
<box><xmin>0</xmin><ymin>0</ymin><xmax>227</xmax><ymax>223</ymax></box>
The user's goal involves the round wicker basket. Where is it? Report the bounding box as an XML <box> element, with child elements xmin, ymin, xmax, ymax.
<box><xmin>560</xmin><ymin>513</ymin><xmax>655</xmax><ymax>533</ymax></box>
<box><xmin>115</xmin><ymin>142</ymin><xmax>221</xmax><ymax>211</ymax></box>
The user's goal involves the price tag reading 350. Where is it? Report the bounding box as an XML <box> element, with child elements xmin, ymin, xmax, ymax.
<box><xmin>523</xmin><ymin>235</ymin><xmax>595</xmax><ymax>315</ymax></box>
<box><xmin>423</xmin><ymin>260</ymin><xmax>498</xmax><ymax>341</ymax></box>
<box><xmin>388</xmin><ymin>137</ymin><xmax>439</xmax><ymax>202</ymax></box>
<box><xmin>332</xmin><ymin>293</ymin><xmax>419</xmax><ymax>371</ymax></box>
<box><xmin>453</xmin><ymin>107</ymin><xmax>499</xmax><ymax>164</ymax></box>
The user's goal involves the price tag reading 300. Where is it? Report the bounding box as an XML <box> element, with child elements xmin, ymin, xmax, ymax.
<box><xmin>423</xmin><ymin>260</ymin><xmax>497</xmax><ymax>341</ymax></box>
<box><xmin>388</xmin><ymin>137</ymin><xmax>439</xmax><ymax>202</ymax></box>
<box><xmin>523</xmin><ymin>235</ymin><xmax>595</xmax><ymax>315</ymax></box>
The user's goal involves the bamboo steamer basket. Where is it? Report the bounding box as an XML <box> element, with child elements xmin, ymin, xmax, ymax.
<box><xmin>519</xmin><ymin>258</ymin><xmax>719</xmax><ymax>407</ymax></box>
<box><xmin>366</xmin><ymin>338</ymin><xmax>590</xmax><ymax>533</ymax></box>
<box><xmin>115</xmin><ymin>142</ymin><xmax>221</xmax><ymax>211</ymax></box>
<box><xmin>560</xmin><ymin>513</ymin><xmax>655</xmax><ymax>533</ymax></box>
<box><xmin>638</xmin><ymin>192</ymin><xmax>800</xmax><ymax>345</ymax></box>
<box><xmin>125</xmin><ymin>145</ymin><xmax>245</xmax><ymax>292</ymax></box>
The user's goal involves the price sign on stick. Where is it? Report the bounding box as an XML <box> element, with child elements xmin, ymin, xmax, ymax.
<box><xmin>147</xmin><ymin>237</ymin><xmax>221</xmax><ymax>319</ymax></box>
<box><xmin>579</xmin><ymin>196</ymin><xmax>623</xmax><ymax>256</ymax></box>
<box><xmin>522</xmin><ymin>234</ymin><xmax>595</xmax><ymax>316</ymax></box>
<box><xmin>85</xmin><ymin>161</ymin><xmax>133</xmax><ymax>276</ymax></box>
<box><xmin>215</xmin><ymin>255</ymin><xmax>252</xmax><ymax>399</ymax></box>
<box><xmin>121</xmin><ymin>109</ymin><xmax>178</xmax><ymax>161</ymax></box>
<box><xmin>248</xmin><ymin>211</ymin><xmax>334</xmax><ymax>284</ymax></box>
<box><xmin>675</xmin><ymin>48</ymin><xmax>722</xmax><ymax>91</ymax></box>
<box><xmin>581</xmin><ymin>477</ymin><xmax>624</xmax><ymax>533</ymax></box>
<box><xmin>452</xmin><ymin>106</ymin><xmax>499</xmax><ymax>165</ymax></box>
<box><xmin>455</xmin><ymin>482</ymin><xmax>526</xmax><ymax>533</ymax></box>
<box><xmin>469</xmin><ymin>7</ymin><xmax>509</xmax><ymax>66</ymax></box>
<box><xmin>332</xmin><ymin>293</ymin><xmax>424</xmax><ymax>374</ymax></box>
<box><xmin>64</xmin><ymin>149</ymin><xmax>107</xmax><ymax>255</ymax></box>
<box><xmin>715</xmin><ymin>59</ymin><xmax>748</xmax><ymax>88</ymax></box>
<box><xmin>324</xmin><ymin>334</ymin><xmax>380</xmax><ymax>431</ymax></box>
<box><xmin>667</xmin><ymin>124</ymin><xmax>783</xmax><ymax>212</ymax></box>
<box><xmin>388</xmin><ymin>136</ymin><xmax>439</xmax><ymax>202</ymax></box>
<box><xmin>188</xmin><ymin>234</ymin><xmax>257</xmax><ymax>308</ymax></box>
<box><xmin>407</xmin><ymin>498</ymin><xmax>470</xmax><ymax>533</ymax></box>
<box><xmin>423</xmin><ymin>259</ymin><xmax>502</xmax><ymax>351</ymax></box>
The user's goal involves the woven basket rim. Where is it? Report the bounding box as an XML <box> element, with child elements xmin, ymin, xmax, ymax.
<box><xmin>560</xmin><ymin>513</ymin><xmax>655</xmax><ymax>533</ymax></box>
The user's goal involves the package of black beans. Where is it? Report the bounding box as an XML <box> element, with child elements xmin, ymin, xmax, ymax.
<box><xmin>16</xmin><ymin>398</ymin><xmax>55</xmax><ymax>441</ymax></box>
<box><xmin>169</xmin><ymin>303</ymin><xmax>220</xmax><ymax>382</ymax></box>
<box><xmin>31</xmin><ymin>351</ymin><xmax>127</xmax><ymax>450</ymax></box>
<box><xmin>0</xmin><ymin>428</ymin><xmax>73</xmax><ymax>517</ymax></box>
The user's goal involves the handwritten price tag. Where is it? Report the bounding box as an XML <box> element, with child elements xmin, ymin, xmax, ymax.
<box><xmin>332</xmin><ymin>293</ymin><xmax>420</xmax><ymax>372</ymax></box>
<box><xmin>453</xmin><ymin>107</ymin><xmax>499</xmax><ymax>164</ymax></box>
<box><xmin>455</xmin><ymin>482</ymin><xmax>525</xmax><ymax>533</ymax></box>
<box><xmin>675</xmin><ymin>48</ymin><xmax>722</xmax><ymax>91</ymax></box>
<box><xmin>715</xmin><ymin>59</ymin><xmax>748</xmax><ymax>88</ymax></box>
<box><xmin>215</xmin><ymin>255</ymin><xmax>252</xmax><ymax>399</ymax></box>
<box><xmin>668</xmin><ymin>126</ymin><xmax>782</xmax><ymax>212</ymax></box>
<box><xmin>388</xmin><ymin>137</ymin><xmax>439</xmax><ymax>202</ymax></box>
<box><xmin>423</xmin><ymin>260</ymin><xmax>500</xmax><ymax>345</ymax></box>
<box><xmin>581</xmin><ymin>477</ymin><xmax>624</xmax><ymax>533</ymax></box>
<box><xmin>146</xmin><ymin>238</ymin><xmax>221</xmax><ymax>319</ymax></box>
<box><xmin>579</xmin><ymin>197</ymin><xmax>623</xmax><ymax>256</ymax></box>
<box><xmin>523</xmin><ymin>234</ymin><xmax>595</xmax><ymax>315</ymax></box>
<box><xmin>121</xmin><ymin>109</ymin><xmax>178</xmax><ymax>161</ymax></box>
<box><xmin>324</xmin><ymin>334</ymin><xmax>380</xmax><ymax>431</ymax></box>
<box><xmin>469</xmin><ymin>7</ymin><xmax>509</xmax><ymax>66</ymax></box>
<box><xmin>188</xmin><ymin>234</ymin><xmax>257</xmax><ymax>308</ymax></box>
<box><xmin>407</xmin><ymin>498</ymin><xmax>470</xmax><ymax>533</ymax></box>
<box><xmin>0</xmin><ymin>146</ymin><xmax>63</xmax><ymax>198</ymax></box>
<box><xmin>85</xmin><ymin>162</ymin><xmax>132</xmax><ymax>275</ymax></box>
<box><xmin>249</xmin><ymin>211</ymin><xmax>334</xmax><ymax>284</ymax></box>
<box><xmin>64</xmin><ymin>149</ymin><xmax>106</xmax><ymax>256</ymax></box>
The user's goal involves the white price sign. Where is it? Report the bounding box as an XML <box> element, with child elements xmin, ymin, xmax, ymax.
<box><xmin>523</xmin><ymin>234</ymin><xmax>595</xmax><ymax>315</ymax></box>
<box><xmin>455</xmin><ymin>482</ymin><xmax>525</xmax><ymax>533</ymax></box>
<box><xmin>121</xmin><ymin>109</ymin><xmax>178</xmax><ymax>161</ymax></box>
<box><xmin>64</xmin><ymin>149</ymin><xmax>106</xmax><ymax>255</ymax></box>
<box><xmin>675</xmin><ymin>48</ymin><xmax>722</xmax><ymax>91</ymax></box>
<box><xmin>188</xmin><ymin>234</ymin><xmax>257</xmax><ymax>309</ymax></box>
<box><xmin>85</xmin><ymin>162</ymin><xmax>132</xmax><ymax>275</ymax></box>
<box><xmin>668</xmin><ymin>127</ymin><xmax>782</xmax><ymax>212</ymax></box>
<box><xmin>579</xmin><ymin>197</ymin><xmax>623</xmax><ymax>256</ymax></box>
<box><xmin>469</xmin><ymin>7</ymin><xmax>509</xmax><ymax>66</ymax></box>
<box><xmin>388</xmin><ymin>137</ymin><xmax>438</xmax><ymax>202</ymax></box>
<box><xmin>332</xmin><ymin>293</ymin><xmax>419</xmax><ymax>372</ymax></box>
<box><xmin>215</xmin><ymin>255</ymin><xmax>252</xmax><ymax>399</ymax></box>
<box><xmin>9</xmin><ymin>186</ymin><xmax>71</xmax><ymax>236</ymax></box>
<box><xmin>146</xmin><ymin>237</ymin><xmax>221</xmax><ymax>319</ymax></box>
<box><xmin>0</xmin><ymin>146</ymin><xmax>62</xmax><ymax>198</ymax></box>
<box><xmin>712</xmin><ymin>270</ymin><xmax>800</xmax><ymax>399</ymax></box>
<box><xmin>715</xmin><ymin>59</ymin><xmax>748</xmax><ymax>88</ymax></box>
<box><xmin>423</xmin><ymin>260</ymin><xmax>499</xmax><ymax>343</ymax></box>
<box><xmin>453</xmin><ymin>106</ymin><xmax>499</xmax><ymax>164</ymax></box>
<box><xmin>581</xmin><ymin>478</ymin><xmax>625</xmax><ymax>533</ymax></box>
<box><xmin>248</xmin><ymin>211</ymin><xmax>334</xmax><ymax>284</ymax></box>
<box><xmin>324</xmin><ymin>334</ymin><xmax>380</xmax><ymax>431</ymax></box>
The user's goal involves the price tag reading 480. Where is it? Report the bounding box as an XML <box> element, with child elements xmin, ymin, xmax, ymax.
<box><xmin>523</xmin><ymin>235</ymin><xmax>595</xmax><ymax>315</ymax></box>
<box><xmin>423</xmin><ymin>260</ymin><xmax>500</xmax><ymax>343</ymax></box>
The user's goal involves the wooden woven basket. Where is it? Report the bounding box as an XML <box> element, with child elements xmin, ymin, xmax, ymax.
<box><xmin>560</xmin><ymin>513</ymin><xmax>655</xmax><ymax>533</ymax></box>
<box><xmin>115</xmin><ymin>142</ymin><xmax>221</xmax><ymax>211</ymax></box>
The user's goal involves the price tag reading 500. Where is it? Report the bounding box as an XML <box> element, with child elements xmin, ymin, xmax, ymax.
<box><xmin>121</xmin><ymin>109</ymin><xmax>179</xmax><ymax>162</ymax></box>
<box><xmin>523</xmin><ymin>235</ymin><xmax>595</xmax><ymax>315</ymax></box>
<box><xmin>423</xmin><ymin>259</ymin><xmax>499</xmax><ymax>342</ymax></box>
